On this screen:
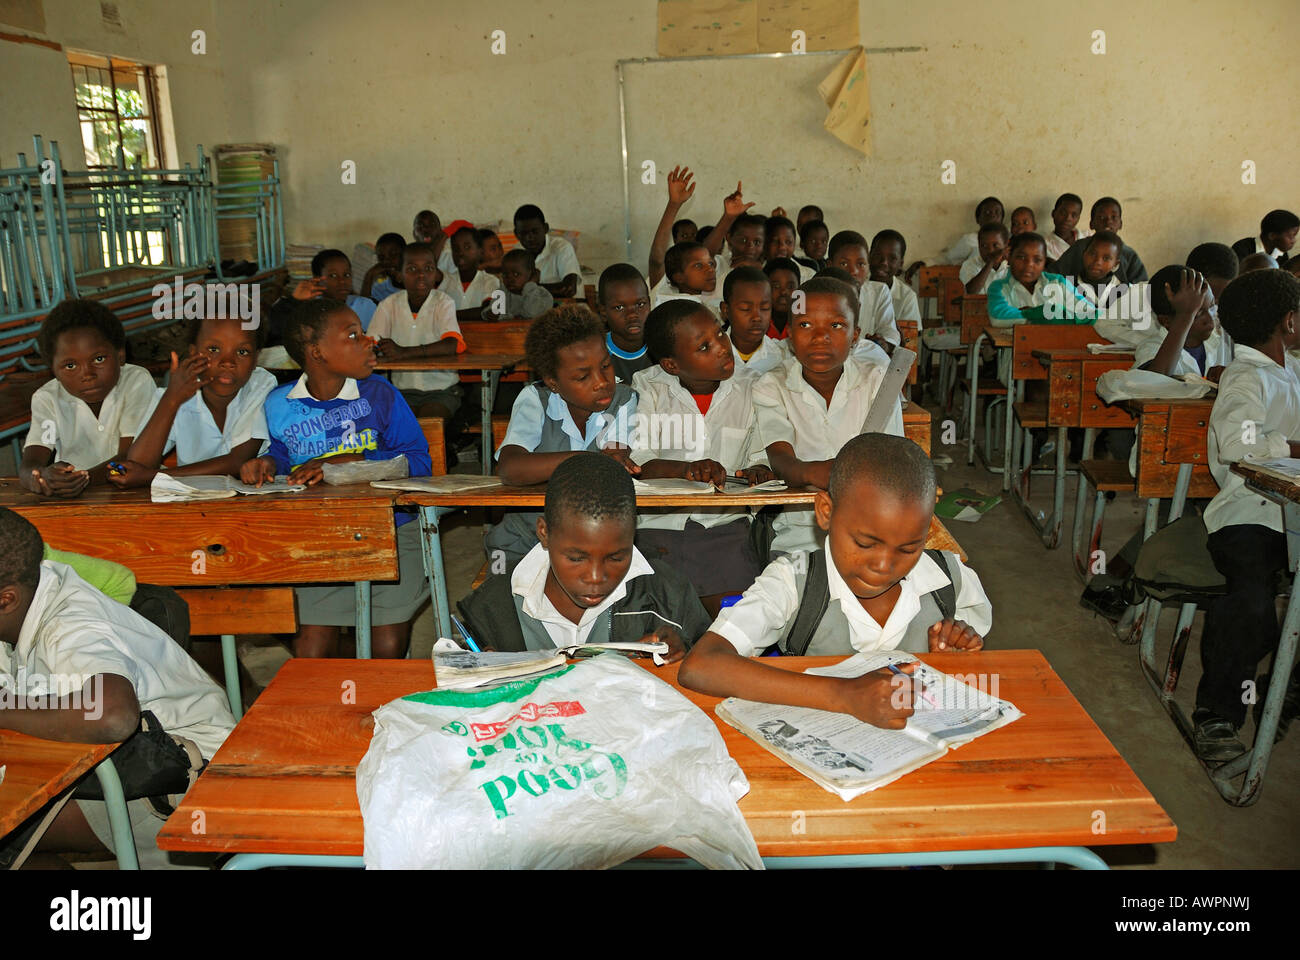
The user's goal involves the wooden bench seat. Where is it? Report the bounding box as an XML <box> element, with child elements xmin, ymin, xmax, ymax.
<box><xmin>1079</xmin><ymin>459</ymin><xmax>1137</xmax><ymax>493</ymax></box>
<box><xmin>1013</xmin><ymin>400</ymin><xmax>1047</xmax><ymax>429</ymax></box>
<box><xmin>181</xmin><ymin>586</ymin><xmax>297</xmax><ymax>636</ymax></box>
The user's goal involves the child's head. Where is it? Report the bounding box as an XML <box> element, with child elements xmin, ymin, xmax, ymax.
<box><xmin>477</xmin><ymin>228</ymin><xmax>504</xmax><ymax>269</ymax></box>
<box><xmin>827</xmin><ymin>230</ymin><xmax>870</xmax><ymax>286</ymax></box>
<box><xmin>815</xmin><ymin>433</ymin><xmax>936</xmax><ymax>601</ymax></box>
<box><xmin>790</xmin><ymin>277</ymin><xmax>858</xmax><ymax>375</ymax></box>
<box><xmin>977</xmin><ymin>222</ymin><xmax>1010</xmax><ymax>262</ymax></box>
<box><xmin>1007</xmin><ymin>232</ymin><xmax>1048</xmax><ymax>288</ymax></box>
<box><xmin>283</xmin><ymin>298</ymin><xmax>375</xmax><ymax>378</ymax></box>
<box><xmin>665</xmin><ymin>241</ymin><xmax>716</xmax><ymax>294</ymax></box>
<box><xmin>1090</xmin><ymin>197</ymin><xmax>1123</xmax><ymax>233</ymax></box>
<box><xmin>727</xmin><ymin>214</ymin><xmax>766</xmax><ymax>267</ymax></box>
<box><xmin>1150</xmin><ymin>265</ymin><xmax>1214</xmax><ymax>347</ymax></box>
<box><xmin>402</xmin><ymin>242</ymin><xmax>440</xmax><ymax>307</ymax></box>
<box><xmin>1217</xmin><ymin>269</ymin><xmax>1300</xmax><ymax>349</ymax></box>
<box><xmin>537</xmin><ymin>453</ymin><xmax>637</xmax><ymax>613</ymax></box>
<box><xmin>763</xmin><ymin>257</ymin><xmax>802</xmax><ymax>315</ymax></box>
<box><xmin>1051</xmin><ymin>193</ymin><xmax>1083</xmax><ymax>235</ymax></box>
<box><xmin>1239</xmin><ymin>252</ymin><xmax>1279</xmax><ymax>274</ymax></box>
<box><xmin>797</xmin><ymin>205</ymin><xmax>824</xmax><ymax>232</ymax></box>
<box><xmin>646</xmin><ymin>299</ymin><xmax>734</xmax><ymax>385</ymax></box>
<box><xmin>413</xmin><ymin>210</ymin><xmax>440</xmax><ymax>243</ymax></box>
<box><xmin>524</xmin><ymin>305</ymin><xmax>616</xmax><ymax>413</ymax></box>
<box><xmin>719</xmin><ymin>266</ymin><xmax>772</xmax><ymax>355</ymax></box>
<box><xmin>0</xmin><ymin>507</ymin><xmax>44</xmax><ymax>630</ymax></box>
<box><xmin>1009</xmin><ymin>206</ymin><xmax>1037</xmax><ymax>236</ymax></box>
<box><xmin>183</xmin><ymin>314</ymin><xmax>263</xmax><ymax>404</ymax></box>
<box><xmin>1080</xmin><ymin>231</ymin><xmax>1123</xmax><ymax>284</ymax></box>
<box><xmin>375</xmin><ymin>232</ymin><xmax>406</xmax><ymax>272</ymax></box>
<box><xmin>672</xmin><ymin>219</ymin><xmax>698</xmax><ymax>244</ymax></box>
<box><xmin>868</xmin><ymin>230</ymin><xmax>907</xmax><ymax>284</ymax></box>
<box><xmin>1260</xmin><ymin>209</ymin><xmax>1300</xmax><ymax>255</ymax></box>
<box><xmin>975</xmin><ymin>196</ymin><xmax>1005</xmax><ymax>226</ymax></box>
<box><xmin>450</xmin><ymin>226</ymin><xmax>482</xmax><ymax>275</ymax></box>
<box><xmin>512</xmin><ymin>204</ymin><xmax>550</xmax><ymax>256</ymax></box>
<box><xmin>500</xmin><ymin>249</ymin><xmax>537</xmax><ymax>294</ymax></box>
<box><xmin>311</xmin><ymin>249</ymin><xmax>354</xmax><ymax>300</ymax></box>
<box><xmin>596</xmin><ymin>263</ymin><xmax>651</xmax><ymax>346</ymax></box>
<box><xmin>40</xmin><ymin>299</ymin><xmax>127</xmax><ymax>408</ymax></box>
<box><xmin>696</xmin><ymin>225</ymin><xmax>714</xmax><ymax>245</ymax></box>
<box><xmin>764</xmin><ymin>216</ymin><xmax>797</xmax><ymax>262</ymax></box>
<box><xmin>1185</xmin><ymin>243</ymin><xmax>1239</xmax><ymax>303</ymax></box>
<box><xmin>799</xmin><ymin>218</ymin><xmax>830</xmax><ymax>261</ymax></box>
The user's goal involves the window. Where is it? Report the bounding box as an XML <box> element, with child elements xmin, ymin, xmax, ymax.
<box><xmin>67</xmin><ymin>51</ymin><xmax>163</xmax><ymax>170</ymax></box>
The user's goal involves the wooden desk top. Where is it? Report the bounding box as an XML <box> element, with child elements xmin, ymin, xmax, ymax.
<box><xmin>374</xmin><ymin>353</ymin><xmax>524</xmax><ymax>372</ymax></box>
<box><xmin>1233</xmin><ymin>463</ymin><xmax>1300</xmax><ymax>504</ymax></box>
<box><xmin>1120</xmin><ymin>396</ymin><xmax>1217</xmax><ymax>413</ymax></box>
<box><xmin>1031</xmin><ymin>348</ymin><xmax>1134</xmax><ymax>362</ymax></box>
<box><xmin>0</xmin><ymin>480</ymin><xmax>397</xmax><ymax>510</ymax></box>
<box><xmin>1</xmin><ymin>732</ymin><xmax>118</xmax><ymax>839</ymax></box>
<box><xmin>157</xmin><ymin>653</ymin><xmax>1175</xmax><ymax>859</ymax></box>
<box><xmin>396</xmin><ymin>482</ymin><xmax>820</xmax><ymax>509</ymax></box>
<box><xmin>982</xmin><ymin>325</ymin><xmax>1014</xmax><ymax>348</ymax></box>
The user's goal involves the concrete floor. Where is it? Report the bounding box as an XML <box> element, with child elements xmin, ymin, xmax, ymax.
<box><xmin>224</xmin><ymin>409</ymin><xmax>1299</xmax><ymax>870</ymax></box>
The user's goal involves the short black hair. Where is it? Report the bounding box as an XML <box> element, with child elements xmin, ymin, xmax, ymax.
<box><xmin>597</xmin><ymin>263</ymin><xmax>648</xmax><ymax>304</ymax></box>
<box><xmin>376</xmin><ymin>232</ymin><xmax>406</xmax><ymax>250</ymax></box>
<box><xmin>543</xmin><ymin>452</ymin><xmax>636</xmax><ymax>534</ymax></box>
<box><xmin>664</xmin><ymin>241</ymin><xmax>708</xmax><ymax>283</ymax></box>
<box><xmin>798</xmin><ymin>218</ymin><xmax>829</xmax><ymax>243</ymax></box>
<box><xmin>871</xmin><ymin>229</ymin><xmax>907</xmax><ymax>259</ymax></box>
<box><xmin>978</xmin><ymin>222</ymin><xmax>1011</xmax><ymax>241</ymax></box>
<box><xmin>1010</xmin><ymin>206</ymin><xmax>1037</xmax><ymax>224</ymax></box>
<box><xmin>1217</xmin><ymin>269</ymin><xmax>1300</xmax><ymax>347</ymax></box>
<box><xmin>671</xmin><ymin>219</ymin><xmax>697</xmax><ymax>242</ymax></box>
<box><xmin>1084</xmin><ymin>230</ymin><xmax>1123</xmax><ymax>254</ymax></box>
<box><xmin>182</xmin><ymin>302</ymin><xmax>269</xmax><ymax>351</ymax></box>
<box><xmin>311</xmin><ymin>248</ymin><xmax>349</xmax><ymax>276</ymax></box>
<box><xmin>402</xmin><ymin>241</ymin><xmax>437</xmax><ymax>264</ymax></box>
<box><xmin>1186</xmin><ymin>242</ymin><xmax>1238</xmax><ymax>281</ymax></box>
<box><xmin>814</xmin><ymin>265</ymin><xmax>856</xmax><ymax>287</ymax></box>
<box><xmin>0</xmin><ymin>507</ymin><xmax>44</xmax><ymax>592</ymax></box>
<box><xmin>829</xmin><ymin>433</ymin><xmax>936</xmax><ymax>506</ymax></box>
<box><xmin>798</xmin><ymin>204</ymin><xmax>824</xmax><ymax>220</ymax></box>
<box><xmin>1053</xmin><ymin>193</ymin><xmax>1083</xmax><ymax>211</ymax></box>
<box><xmin>763</xmin><ymin>257</ymin><xmax>803</xmax><ymax>283</ymax></box>
<box><xmin>722</xmin><ymin>265</ymin><xmax>770</xmax><ymax>303</ymax></box>
<box><xmin>450</xmin><ymin>226</ymin><xmax>479</xmax><ymax>247</ymax></box>
<box><xmin>475</xmin><ymin>227</ymin><xmax>498</xmax><ymax>245</ymax></box>
<box><xmin>1008</xmin><ymin>232</ymin><xmax>1047</xmax><ymax>257</ymax></box>
<box><xmin>1261</xmin><ymin>209</ymin><xmax>1300</xmax><ymax>236</ymax></box>
<box><xmin>728</xmin><ymin>213</ymin><xmax>765</xmax><ymax>237</ymax></box>
<box><xmin>645</xmin><ymin>298</ymin><xmax>711</xmax><ymax>362</ymax></box>
<box><xmin>513</xmin><ymin>204</ymin><xmax>546</xmax><ymax>225</ymax></box>
<box><xmin>282</xmin><ymin>296</ymin><xmax>350</xmax><ymax>368</ymax></box>
<box><xmin>696</xmin><ymin>225</ymin><xmax>714</xmax><ymax>244</ymax></box>
<box><xmin>827</xmin><ymin>230</ymin><xmax>868</xmax><ymax>260</ymax></box>
<box><xmin>800</xmin><ymin>276</ymin><xmax>859</xmax><ymax>326</ymax></box>
<box><xmin>502</xmin><ymin>247</ymin><xmax>535</xmax><ymax>271</ymax></box>
<box><xmin>39</xmin><ymin>298</ymin><xmax>126</xmax><ymax>362</ymax></box>
<box><xmin>1149</xmin><ymin>264</ymin><xmax>1189</xmax><ymax>316</ymax></box>
<box><xmin>1091</xmin><ymin>196</ymin><xmax>1122</xmax><ymax>218</ymax></box>
<box><xmin>976</xmin><ymin>196</ymin><xmax>1004</xmax><ymax>220</ymax></box>
<box><xmin>765</xmin><ymin>216</ymin><xmax>796</xmax><ymax>240</ymax></box>
<box><xmin>524</xmin><ymin>304</ymin><xmax>605</xmax><ymax>381</ymax></box>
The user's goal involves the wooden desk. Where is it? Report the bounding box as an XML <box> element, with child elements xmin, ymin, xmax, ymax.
<box><xmin>1126</xmin><ymin>397</ymin><xmax>1218</xmax><ymax>502</ymax></box>
<box><xmin>0</xmin><ymin>733</ymin><xmax>136</xmax><ymax>869</ymax></box>
<box><xmin>156</xmin><ymin>654</ymin><xmax>1175</xmax><ymax>868</ymax></box>
<box><xmin>902</xmin><ymin>405</ymin><xmax>930</xmax><ymax>456</ymax></box>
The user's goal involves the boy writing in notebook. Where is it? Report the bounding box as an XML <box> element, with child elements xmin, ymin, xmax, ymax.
<box><xmin>678</xmin><ymin>433</ymin><xmax>990</xmax><ymax>728</ymax></box>
<box><xmin>20</xmin><ymin>300</ymin><xmax>155</xmax><ymax>499</ymax></box>
<box><xmin>459</xmin><ymin>453</ymin><xmax>709</xmax><ymax>659</ymax></box>
<box><xmin>595</xmin><ymin>263</ymin><xmax>653</xmax><ymax>383</ymax></box>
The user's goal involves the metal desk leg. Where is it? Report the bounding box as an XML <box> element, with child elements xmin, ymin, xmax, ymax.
<box><xmin>224</xmin><ymin>853</ymin><xmax>366</xmax><ymax>870</ymax></box>
<box><xmin>1002</xmin><ymin>379</ymin><xmax>1020</xmax><ymax>492</ymax></box>
<box><xmin>220</xmin><ymin>634</ymin><xmax>242</xmax><ymax>717</ymax></box>
<box><xmin>480</xmin><ymin>369</ymin><xmax>501</xmax><ymax>475</ymax></box>
<box><xmin>417</xmin><ymin>504</ymin><xmax>454</xmax><ymax>641</ymax></box>
<box><xmin>966</xmin><ymin>333</ymin><xmax>986</xmax><ymax>465</ymax></box>
<box><xmin>93</xmin><ymin>757</ymin><xmax>139</xmax><ymax>870</ymax></box>
<box><xmin>355</xmin><ymin>581</ymin><xmax>372</xmax><ymax>659</ymax></box>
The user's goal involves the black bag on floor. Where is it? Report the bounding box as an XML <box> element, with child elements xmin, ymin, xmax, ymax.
<box><xmin>72</xmin><ymin>710</ymin><xmax>205</xmax><ymax>816</ymax></box>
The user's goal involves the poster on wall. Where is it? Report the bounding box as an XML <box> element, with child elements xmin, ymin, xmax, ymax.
<box><xmin>818</xmin><ymin>45</ymin><xmax>872</xmax><ymax>156</ymax></box>
<box><xmin>657</xmin><ymin>0</ymin><xmax>859</xmax><ymax>58</ymax></box>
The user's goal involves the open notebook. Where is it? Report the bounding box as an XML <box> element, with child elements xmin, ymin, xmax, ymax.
<box><xmin>433</xmin><ymin>644</ymin><xmax>672</xmax><ymax>690</ymax></box>
<box><xmin>716</xmin><ymin>651</ymin><xmax>1023</xmax><ymax>800</ymax></box>
<box><xmin>149</xmin><ymin>473</ymin><xmax>306</xmax><ymax>502</ymax></box>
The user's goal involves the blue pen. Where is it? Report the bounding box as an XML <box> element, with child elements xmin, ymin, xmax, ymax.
<box><xmin>887</xmin><ymin>662</ymin><xmax>938</xmax><ymax>708</ymax></box>
<box><xmin>450</xmin><ymin>614</ymin><xmax>481</xmax><ymax>653</ymax></box>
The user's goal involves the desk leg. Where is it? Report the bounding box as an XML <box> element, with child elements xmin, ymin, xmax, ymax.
<box><xmin>1003</xmin><ymin>379</ymin><xmax>1021</xmax><ymax>492</ymax></box>
<box><xmin>966</xmin><ymin>334</ymin><xmax>986</xmax><ymax>465</ymax></box>
<box><xmin>417</xmin><ymin>505</ymin><xmax>454</xmax><ymax>641</ymax></box>
<box><xmin>93</xmin><ymin>757</ymin><xmax>139</xmax><ymax>870</ymax></box>
<box><xmin>220</xmin><ymin>634</ymin><xmax>243</xmax><ymax>717</ymax></box>
<box><xmin>224</xmin><ymin>853</ymin><xmax>366</xmax><ymax>870</ymax></box>
<box><xmin>480</xmin><ymin>370</ymin><xmax>501</xmax><ymax>476</ymax></box>
<box><xmin>355</xmin><ymin>582</ymin><xmax>372</xmax><ymax>659</ymax></box>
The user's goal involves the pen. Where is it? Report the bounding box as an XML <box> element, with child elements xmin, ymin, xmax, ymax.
<box><xmin>887</xmin><ymin>662</ymin><xmax>939</xmax><ymax>708</ymax></box>
<box><xmin>107</xmin><ymin>461</ymin><xmax>126</xmax><ymax>476</ymax></box>
<box><xmin>450</xmin><ymin>614</ymin><xmax>481</xmax><ymax>653</ymax></box>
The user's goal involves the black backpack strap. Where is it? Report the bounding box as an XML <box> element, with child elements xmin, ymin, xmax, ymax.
<box><xmin>782</xmin><ymin>551</ymin><xmax>831</xmax><ymax>656</ymax></box>
<box><xmin>925</xmin><ymin>548</ymin><xmax>958</xmax><ymax>621</ymax></box>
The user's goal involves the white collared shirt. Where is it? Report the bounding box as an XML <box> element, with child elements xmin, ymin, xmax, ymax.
<box><xmin>367</xmin><ymin>290</ymin><xmax>463</xmax><ymax>391</ymax></box>
<box><xmin>1131</xmin><ymin>324</ymin><xmax>1231</xmax><ymax>378</ymax></box>
<box><xmin>629</xmin><ymin>364</ymin><xmax>765</xmax><ymax>530</ymax></box>
<box><xmin>136</xmin><ymin>366</ymin><xmax>275</xmax><ymax>465</ymax></box>
<box><xmin>1089</xmin><ymin>276</ymin><xmax>1155</xmax><ymax>347</ymax></box>
<box><xmin>24</xmin><ymin>363</ymin><xmax>156</xmax><ymax>470</ymax></box>
<box><xmin>732</xmin><ymin>335</ymin><xmax>788</xmax><ymax>374</ymax></box>
<box><xmin>650</xmin><ymin>273</ymin><xmax>723</xmax><ymax>312</ymax></box>
<box><xmin>1205</xmin><ymin>344</ymin><xmax>1300</xmax><ymax>534</ymax></box>
<box><xmin>959</xmin><ymin>251</ymin><xmax>1007</xmax><ymax>292</ymax></box>
<box><xmin>1044</xmin><ymin>228</ymin><xmax>1092</xmax><ymax>261</ymax></box>
<box><xmin>0</xmin><ymin>561</ymin><xmax>235</xmax><ymax>759</ymax></box>
<box><xmin>942</xmin><ymin>231</ymin><xmax>980</xmax><ymax>266</ymax></box>
<box><xmin>497</xmin><ymin>382</ymin><xmax>637</xmax><ymax>456</ymax></box>
<box><xmin>286</xmin><ymin>372</ymin><xmax>360</xmax><ymax>401</ymax></box>
<box><xmin>712</xmin><ymin>544</ymin><xmax>992</xmax><ymax>656</ymax></box>
<box><xmin>885</xmin><ymin>276</ymin><xmax>921</xmax><ymax>326</ymax></box>
<box><xmin>856</xmin><ymin>279</ymin><xmax>900</xmax><ymax>345</ymax></box>
<box><xmin>437</xmin><ymin>268</ymin><xmax>501</xmax><ymax>311</ymax></box>
<box><xmin>534</xmin><ymin>235</ymin><xmax>582</xmax><ymax>286</ymax></box>
<box><xmin>510</xmin><ymin>542</ymin><xmax>655</xmax><ymax>648</ymax></box>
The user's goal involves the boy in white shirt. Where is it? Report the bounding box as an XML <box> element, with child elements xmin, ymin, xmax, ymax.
<box><xmin>679</xmin><ymin>433</ymin><xmax>991</xmax><ymax>728</ymax></box>
<box><xmin>1044</xmin><ymin>193</ymin><xmax>1089</xmax><ymax>262</ymax></box>
<box><xmin>1196</xmin><ymin>269</ymin><xmax>1300</xmax><ymax>759</ymax></box>
<box><xmin>513</xmin><ymin>204</ymin><xmax>582</xmax><ymax>299</ymax></box>
<box><xmin>0</xmin><ymin>508</ymin><xmax>235</xmax><ymax>868</ymax></box>
<box><xmin>1079</xmin><ymin>232</ymin><xmax>1152</xmax><ymax>347</ymax></box>
<box><xmin>369</xmin><ymin>242</ymin><xmax>466</xmax><ymax>419</ymax></box>
<box><xmin>20</xmin><ymin>299</ymin><xmax>156</xmax><ymax>498</ymax></box>
<box><xmin>960</xmin><ymin>223</ymin><xmax>1010</xmax><ymax>294</ymax></box>
<box><xmin>942</xmin><ymin>196</ymin><xmax>1005</xmax><ymax>265</ymax></box>
<box><xmin>868</xmin><ymin>230</ymin><xmax>922</xmax><ymax>327</ymax></box>
<box><xmin>718</xmin><ymin>267</ymin><xmax>788</xmax><ymax>374</ymax></box>
<box><xmin>1133</xmin><ymin>266</ymin><xmax>1228</xmax><ymax>380</ymax></box>
<box><xmin>437</xmin><ymin>226</ymin><xmax>502</xmax><ymax>321</ymax></box>
<box><xmin>827</xmin><ymin>230</ymin><xmax>900</xmax><ymax>348</ymax></box>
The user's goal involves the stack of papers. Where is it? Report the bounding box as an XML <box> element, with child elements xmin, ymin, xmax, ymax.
<box><xmin>1242</xmin><ymin>457</ymin><xmax>1300</xmax><ymax>484</ymax></box>
<box><xmin>150</xmin><ymin>474</ymin><xmax>306</xmax><ymax>502</ymax></box>
<box><xmin>371</xmin><ymin>475</ymin><xmax>503</xmax><ymax>493</ymax></box>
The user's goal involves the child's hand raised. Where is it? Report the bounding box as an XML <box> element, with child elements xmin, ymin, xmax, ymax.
<box><xmin>737</xmin><ymin>465</ymin><xmax>776</xmax><ymax>485</ymax></box>
<box><xmin>667</xmin><ymin>165</ymin><xmax>696</xmax><ymax>206</ymax></box>
<box><xmin>835</xmin><ymin>664</ymin><xmax>917</xmax><ymax>729</ymax></box>
<box><xmin>292</xmin><ymin>278</ymin><xmax>327</xmax><ymax>300</ymax></box>
<box><xmin>685</xmin><ymin>458</ymin><xmax>727</xmax><ymax>486</ymax></box>
<box><xmin>1167</xmin><ymin>268</ymin><xmax>1212</xmax><ymax>319</ymax></box>
<box><xmin>163</xmin><ymin>350</ymin><xmax>209</xmax><ymax>404</ymax></box>
<box><xmin>928</xmin><ymin>619</ymin><xmax>984</xmax><ymax>652</ymax></box>
<box><xmin>105</xmin><ymin>459</ymin><xmax>157</xmax><ymax>490</ymax></box>
<box><xmin>770</xmin><ymin>206</ymin><xmax>787</xmax><ymax>218</ymax></box>
<box><xmin>723</xmin><ymin>182</ymin><xmax>755</xmax><ymax>218</ymax></box>
<box><xmin>601</xmin><ymin>446</ymin><xmax>642</xmax><ymax>475</ymax></box>
<box><xmin>240</xmin><ymin>456</ymin><xmax>277</xmax><ymax>487</ymax></box>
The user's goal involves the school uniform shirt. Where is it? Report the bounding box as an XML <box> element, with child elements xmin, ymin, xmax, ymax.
<box><xmin>347</xmin><ymin>294</ymin><xmax>377</xmax><ymax>332</ymax></box>
<box><xmin>942</xmin><ymin>231</ymin><xmax>980</xmax><ymax>266</ymax></box>
<box><xmin>1131</xmin><ymin>326</ymin><xmax>1230</xmax><ymax>378</ymax></box>
<box><xmin>437</xmin><ymin>244</ymin><xmax>456</xmax><ymax>276</ymax></box>
<box><xmin>629</xmin><ymin>365</ymin><xmax>766</xmax><ymax>530</ymax></box>
<box><xmin>958</xmin><ymin>251</ymin><xmax>1008</xmax><ymax>293</ymax></box>
<box><xmin>987</xmin><ymin>271</ymin><xmax>1094</xmax><ymax>327</ymax></box>
<box><xmin>856</xmin><ymin>279</ymin><xmax>901</xmax><ymax>346</ymax></box>
<box><xmin>1052</xmin><ymin>237</ymin><xmax>1148</xmax><ymax>284</ymax></box>
<box><xmin>481</xmin><ymin>282</ymin><xmax>554</xmax><ymax>321</ymax></box>
<box><xmin>1087</xmin><ymin>276</ymin><xmax>1154</xmax><ymax>347</ymax></box>
<box><xmin>0</xmin><ymin>560</ymin><xmax>235</xmax><ymax>760</ymax></box>
<box><xmin>649</xmin><ymin>273</ymin><xmax>723</xmax><ymax>312</ymax></box>
<box><xmin>437</xmin><ymin>268</ymin><xmax>501</xmax><ymax>311</ymax></box>
<box><xmin>533</xmin><ymin>235</ymin><xmax>582</xmax><ymax>287</ymax></box>
<box><xmin>1043</xmin><ymin>229</ymin><xmax>1092</xmax><ymax>262</ymax></box>
<box><xmin>24</xmin><ymin>363</ymin><xmax>155</xmax><ymax>470</ymax></box>
<box><xmin>607</xmin><ymin>333</ymin><xmax>654</xmax><ymax>384</ymax></box>
<box><xmin>731</xmin><ymin>335</ymin><xmax>788</xmax><ymax>375</ymax></box>
<box><xmin>712</xmin><ymin>544</ymin><xmax>992</xmax><ymax>656</ymax></box>
<box><xmin>497</xmin><ymin>381</ymin><xmax>638</xmax><ymax>457</ymax></box>
<box><xmin>370</xmin><ymin>277</ymin><xmax>401</xmax><ymax>302</ymax></box>
<box><xmin>1231</xmin><ymin>236</ymin><xmax>1286</xmax><ymax>261</ymax></box>
<box><xmin>1204</xmin><ymin>345</ymin><xmax>1300</xmax><ymax>535</ymax></box>
<box><xmin>885</xmin><ymin>275</ymin><xmax>921</xmax><ymax>327</ymax></box>
<box><xmin>136</xmin><ymin>366</ymin><xmax>276</xmax><ymax>466</ymax></box>
<box><xmin>367</xmin><ymin>290</ymin><xmax>465</xmax><ymax>391</ymax></box>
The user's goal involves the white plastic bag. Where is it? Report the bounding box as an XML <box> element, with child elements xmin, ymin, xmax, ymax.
<box><xmin>356</xmin><ymin>654</ymin><xmax>762</xmax><ymax>869</ymax></box>
<box><xmin>1096</xmin><ymin>368</ymin><xmax>1214</xmax><ymax>403</ymax></box>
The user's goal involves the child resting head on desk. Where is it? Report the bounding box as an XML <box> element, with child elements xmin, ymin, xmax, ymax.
<box><xmin>459</xmin><ymin>452</ymin><xmax>709</xmax><ymax>661</ymax></box>
<box><xmin>20</xmin><ymin>299</ymin><xmax>155</xmax><ymax>500</ymax></box>
<box><xmin>677</xmin><ymin>433</ymin><xmax>991</xmax><ymax>729</ymax></box>
<box><xmin>107</xmin><ymin>312</ymin><xmax>275</xmax><ymax>489</ymax></box>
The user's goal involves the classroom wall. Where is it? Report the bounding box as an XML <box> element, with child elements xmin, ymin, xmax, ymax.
<box><xmin>5</xmin><ymin>0</ymin><xmax>1297</xmax><ymax>277</ymax></box>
